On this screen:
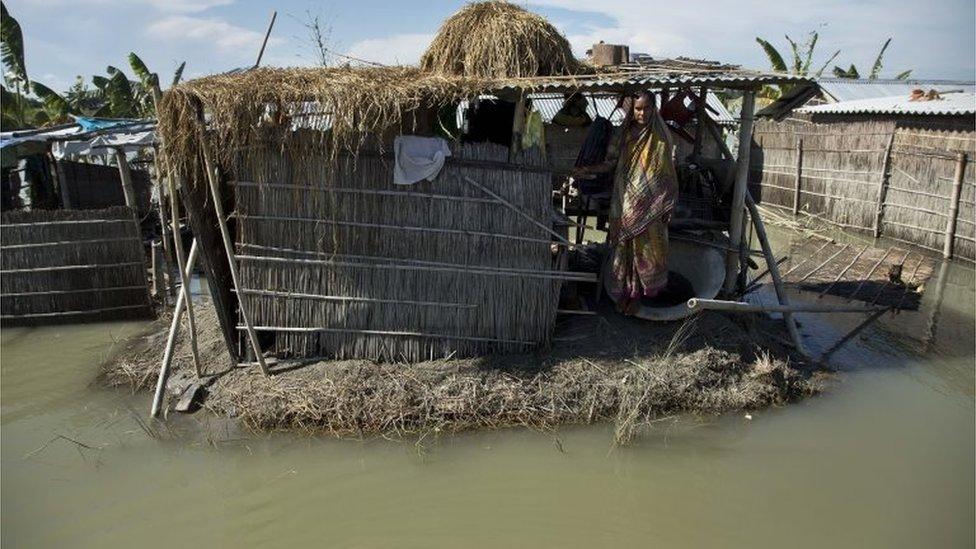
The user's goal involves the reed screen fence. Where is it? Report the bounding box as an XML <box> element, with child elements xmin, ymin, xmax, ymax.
<box><xmin>229</xmin><ymin>142</ymin><xmax>566</xmax><ymax>362</ymax></box>
<box><xmin>0</xmin><ymin>206</ymin><xmax>153</xmax><ymax>324</ymax></box>
<box><xmin>750</xmin><ymin>120</ymin><xmax>975</xmax><ymax>262</ymax></box>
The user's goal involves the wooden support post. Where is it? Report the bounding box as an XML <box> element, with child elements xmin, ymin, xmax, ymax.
<box><xmin>724</xmin><ymin>90</ymin><xmax>756</xmax><ymax>293</ymax></box>
<box><xmin>943</xmin><ymin>152</ymin><xmax>967</xmax><ymax>259</ymax></box>
<box><xmin>114</xmin><ymin>148</ymin><xmax>138</xmax><ymax>213</ymax></box>
<box><xmin>872</xmin><ymin>132</ymin><xmax>895</xmax><ymax>238</ymax></box>
<box><xmin>163</xmin><ymin>155</ymin><xmax>202</xmax><ymax>378</ymax></box>
<box><xmin>692</xmin><ymin>86</ymin><xmax>706</xmax><ymax>158</ymax></box>
<box><xmin>151</xmin><ymin>240</ymin><xmax>199</xmax><ymax>418</ymax></box>
<box><xmin>48</xmin><ymin>150</ymin><xmax>72</xmax><ymax>209</ymax></box>
<box><xmin>792</xmin><ymin>138</ymin><xmax>803</xmax><ymax>216</ymax></box>
<box><xmin>745</xmin><ymin>194</ymin><xmax>807</xmax><ymax>357</ymax></box>
<box><xmin>151</xmin><ymin>240</ymin><xmax>164</xmax><ymax>298</ymax></box>
<box><xmin>151</xmin><ymin>148</ymin><xmax>174</xmax><ymax>266</ymax></box>
<box><xmin>114</xmin><ymin>146</ymin><xmax>153</xmax><ymax>309</ymax></box>
<box><xmin>197</xmin><ymin>120</ymin><xmax>270</xmax><ymax>376</ymax></box>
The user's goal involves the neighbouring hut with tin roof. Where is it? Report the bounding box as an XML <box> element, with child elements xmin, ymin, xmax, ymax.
<box><xmin>750</xmin><ymin>83</ymin><xmax>975</xmax><ymax>263</ymax></box>
<box><xmin>154</xmin><ymin>0</ymin><xmax>812</xmax><ymax>384</ymax></box>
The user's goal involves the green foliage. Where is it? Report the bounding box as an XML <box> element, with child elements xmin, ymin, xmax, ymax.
<box><xmin>0</xmin><ymin>1</ymin><xmax>27</xmax><ymax>85</ymax></box>
<box><xmin>833</xmin><ymin>64</ymin><xmax>860</xmax><ymax>79</ymax></box>
<box><xmin>756</xmin><ymin>37</ymin><xmax>787</xmax><ymax>73</ymax></box>
<box><xmin>172</xmin><ymin>61</ymin><xmax>185</xmax><ymax>87</ymax></box>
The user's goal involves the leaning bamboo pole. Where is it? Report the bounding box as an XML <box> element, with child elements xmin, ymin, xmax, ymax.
<box><xmin>688</xmin><ymin>298</ymin><xmax>884</xmax><ymax>314</ymax></box>
<box><xmin>151</xmin><ymin>240</ymin><xmax>199</xmax><ymax>418</ymax></box>
<box><xmin>745</xmin><ymin>194</ymin><xmax>806</xmax><ymax>357</ymax></box>
<box><xmin>197</xmin><ymin>120</ymin><xmax>270</xmax><ymax>376</ymax></box>
<box><xmin>162</xmin><ymin>154</ymin><xmax>202</xmax><ymax>378</ymax></box>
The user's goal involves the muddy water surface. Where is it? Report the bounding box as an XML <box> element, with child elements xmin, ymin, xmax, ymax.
<box><xmin>2</xmin><ymin>236</ymin><xmax>973</xmax><ymax>548</ymax></box>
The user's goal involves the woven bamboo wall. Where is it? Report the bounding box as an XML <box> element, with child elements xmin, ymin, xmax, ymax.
<box><xmin>1</xmin><ymin>206</ymin><xmax>153</xmax><ymax>324</ymax></box>
<box><xmin>751</xmin><ymin>120</ymin><xmax>975</xmax><ymax>262</ymax></box>
<box><xmin>230</xmin><ymin>141</ymin><xmax>561</xmax><ymax>362</ymax></box>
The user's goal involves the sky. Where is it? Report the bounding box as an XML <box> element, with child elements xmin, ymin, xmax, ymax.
<box><xmin>4</xmin><ymin>0</ymin><xmax>975</xmax><ymax>93</ymax></box>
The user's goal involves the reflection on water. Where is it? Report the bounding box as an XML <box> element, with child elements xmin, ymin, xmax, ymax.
<box><xmin>1</xmin><ymin>228</ymin><xmax>974</xmax><ymax>548</ymax></box>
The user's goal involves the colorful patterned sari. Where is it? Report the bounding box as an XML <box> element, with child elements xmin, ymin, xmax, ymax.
<box><xmin>607</xmin><ymin>111</ymin><xmax>678</xmax><ymax>312</ymax></box>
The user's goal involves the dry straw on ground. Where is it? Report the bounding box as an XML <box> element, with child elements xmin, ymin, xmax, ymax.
<box><xmin>103</xmin><ymin>301</ymin><xmax>823</xmax><ymax>445</ymax></box>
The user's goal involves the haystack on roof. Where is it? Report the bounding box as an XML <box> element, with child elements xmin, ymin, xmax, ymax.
<box><xmin>420</xmin><ymin>1</ymin><xmax>583</xmax><ymax>78</ymax></box>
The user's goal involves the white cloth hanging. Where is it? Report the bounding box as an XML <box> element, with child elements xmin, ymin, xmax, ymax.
<box><xmin>393</xmin><ymin>135</ymin><xmax>451</xmax><ymax>185</ymax></box>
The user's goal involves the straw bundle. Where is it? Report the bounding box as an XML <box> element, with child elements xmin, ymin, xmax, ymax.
<box><xmin>420</xmin><ymin>1</ymin><xmax>582</xmax><ymax>78</ymax></box>
<box><xmin>1</xmin><ymin>207</ymin><xmax>153</xmax><ymax>324</ymax></box>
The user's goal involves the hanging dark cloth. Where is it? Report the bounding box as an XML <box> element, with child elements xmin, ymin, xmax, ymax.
<box><xmin>573</xmin><ymin>116</ymin><xmax>614</xmax><ymax>194</ymax></box>
<box><xmin>462</xmin><ymin>99</ymin><xmax>515</xmax><ymax>146</ymax></box>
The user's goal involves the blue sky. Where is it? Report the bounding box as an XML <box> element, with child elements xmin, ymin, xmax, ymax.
<box><xmin>5</xmin><ymin>0</ymin><xmax>975</xmax><ymax>92</ymax></box>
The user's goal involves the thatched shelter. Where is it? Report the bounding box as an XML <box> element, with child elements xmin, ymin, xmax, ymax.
<box><xmin>155</xmin><ymin>1</ymin><xmax>809</xmax><ymax>371</ymax></box>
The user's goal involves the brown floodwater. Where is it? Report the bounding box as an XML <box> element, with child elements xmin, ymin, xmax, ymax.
<box><xmin>2</xmin><ymin>230</ymin><xmax>974</xmax><ymax>548</ymax></box>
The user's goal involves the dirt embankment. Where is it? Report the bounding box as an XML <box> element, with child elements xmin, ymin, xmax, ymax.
<box><xmin>103</xmin><ymin>300</ymin><xmax>825</xmax><ymax>444</ymax></box>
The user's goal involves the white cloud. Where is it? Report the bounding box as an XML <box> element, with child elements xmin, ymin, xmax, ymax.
<box><xmin>344</xmin><ymin>33</ymin><xmax>434</xmax><ymax>66</ymax></box>
<box><xmin>143</xmin><ymin>0</ymin><xmax>233</xmax><ymax>13</ymax></box>
<box><xmin>18</xmin><ymin>0</ymin><xmax>232</xmax><ymax>13</ymax></box>
<box><xmin>147</xmin><ymin>15</ymin><xmax>281</xmax><ymax>53</ymax></box>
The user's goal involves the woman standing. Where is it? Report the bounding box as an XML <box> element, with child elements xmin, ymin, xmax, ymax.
<box><xmin>574</xmin><ymin>91</ymin><xmax>678</xmax><ymax>314</ymax></box>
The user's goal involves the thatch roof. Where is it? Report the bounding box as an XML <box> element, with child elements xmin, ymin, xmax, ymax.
<box><xmin>420</xmin><ymin>1</ymin><xmax>583</xmax><ymax>78</ymax></box>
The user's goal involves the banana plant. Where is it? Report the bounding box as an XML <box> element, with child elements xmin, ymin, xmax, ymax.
<box><xmin>832</xmin><ymin>38</ymin><xmax>912</xmax><ymax>80</ymax></box>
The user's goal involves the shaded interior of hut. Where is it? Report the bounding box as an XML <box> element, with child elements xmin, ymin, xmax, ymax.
<box><xmin>431</xmin><ymin>87</ymin><xmax>737</xmax><ymax>313</ymax></box>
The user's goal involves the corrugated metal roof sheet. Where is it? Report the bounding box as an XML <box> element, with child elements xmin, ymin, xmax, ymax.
<box><xmin>499</xmin><ymin>72</ymin><xmax>810</xmax><ymax>94</ymax></box>
<box><xmin>528</xmin><ymin>92</ymin><xmax>736</xmax><ymax>126</ymax></box>
<box><xmin>797</xmin><ymin>92</ymin><xmax>976</xmax><ymax>116</ymax></box>
<box><xmin>817</xmin><ymin>78</ymin><xmax>975</xmax><ymax>102</ymax></box>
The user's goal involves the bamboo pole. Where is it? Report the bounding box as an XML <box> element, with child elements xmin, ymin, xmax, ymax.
<box><xmin>745</xmin><ymin>194</ymin><xmax>806</xmax><ymax>356</ymax></box>
<box><xmin>792</xmin><ymin>138</ymin><xmax>802</xmax><ymax>215</ymax></box>
<box><xmin>688</xmin><ymin>298</ymin><xmax>885</xmax><ymax>314</ymax></box>
<box><xmin>238</xmin><ymin>325</ymin><xmax>536</xmax><ymax>346</ymax></box>
<box><xmin>1</xmin><ymin>304</ymin><xmax>150</xmax><ymax>320</ymax></box>
<box><xmin>48</xmin><ymin>150</ymin><xmax>72</xmax><ymax>209</ymax></box>
<box><xmin>0</xmin><ymin>218</ymin><xmax>133</xmax><ymax>227</ymax></box>
<box><xmin>238</xmin><ymin>214</ymin><xmax>560</xmax><ymax>246</ymax></box>
<box><xmin>872</xmin><ymin>133</ymin><xmax>895</xmax><ymax>238</ymax></box>
<box><xmin>151</xmin><ymin>240</ymin><xmax>164</xmax><ymax>299</ymax></box>
<box><xmin>724</xmin><ymin>90</ymin><xmax>755</xmax><ymax>292</ymax></box>
<box><xmin>817</xmin><ymin>245</ymin><xmax>868</xmax><ymax>298</ymax></box>
<box><xmin>254</xmin><ymin>11</ymin><xmax>277</xmax><ymax>68</ymax></box>
<box><xmin>114</xmin><ymin>148</ymin><xmax>139</xmax><ymax>215</ymax></box>
<box><xmin>151</xmin><ymin>147</ymin><xmax>175</xmax><ymax>270</ymax></box>
<box><xmin>237</xmin><ymin>288</ymin><xmax>478</xmax><ymax>309</ymax></box>
<box><xmin>151</xmin><ymin>240</ymin><xmax>199</xmax><ymax>418</ymax></box>
<box><xmin>235</xmin><ymin>254</ymin><xmax>598</xmax><ymax>282</ymax></box>
<box><xmin>113</xmin><ymin>147</ymin><xmax>154</xmax><ymax>309</ymax></box>
<box><xmin>0</xmin><ymin>236</ymin><xmax>140</xmax><ymax>250</ymax></box>
<box><xmin>793</xmin><ymin>244</ymin><xmax>850</xmax><ymax>284</ymax></box>
<box><xmin>197</xmin><ymin>120</ymin><xmax>270</xmax><ymax>376</ymax></box>
<box><xmin>0</xmin><ymin>261</ymin><xmax>143</xmax><ymax>274</ymax></box>
<box><xmin>460</xmin><ymin>174</ymin><xmax>570</xmax><ymax>245</ymax></box>
<box><xmin>161</xmin><ymin>153</ymin><xmax>202</xmax><ymax>378</ymax></box>
<box><xmin>943</xmin><ymin>152</ymin><xmax>967</xmax><ymax>259</ymax></box>
<box><xmin>3</xmin><ymin>285</ymin><xmax>146</xmax><ymax>298</ymax></box>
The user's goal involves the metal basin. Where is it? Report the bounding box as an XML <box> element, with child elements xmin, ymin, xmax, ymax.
<box><xmin>603</xmin><ymin>236</ymin><xmax>726</xmax><ymax>321</ymax></box>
